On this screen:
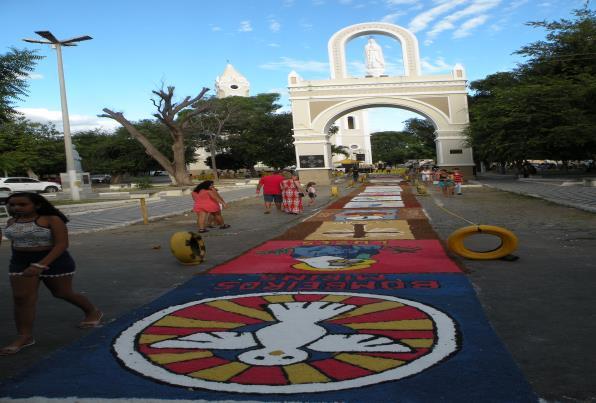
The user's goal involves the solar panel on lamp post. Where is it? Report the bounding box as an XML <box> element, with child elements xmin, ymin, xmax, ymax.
<box><xmin>23</xmin><ymin>31</ymin><xmax>92</xmax><ymax>201</ymax></box>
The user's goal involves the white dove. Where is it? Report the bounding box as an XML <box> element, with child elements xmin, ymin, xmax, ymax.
<box><xmin>151</xmin><ymin>301</ymin><xmax>412</xmax><ymax>366</ymax></box>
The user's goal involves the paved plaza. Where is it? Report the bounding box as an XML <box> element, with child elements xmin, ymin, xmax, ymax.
<box><xmin>0</xmin><ymin>177</ymin><xmax>595</xmax><ymax>402</ymax></box>
<box><xmin>475</xmin><ymin>175</ymin><xmax>596</xmax><ymax>213</ymax></box>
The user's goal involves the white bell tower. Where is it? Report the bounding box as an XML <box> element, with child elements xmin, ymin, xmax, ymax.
<box><xmin>215</xmin><ymin>63</ymin><xmax>250</xmax><ymax>98</ymax></box>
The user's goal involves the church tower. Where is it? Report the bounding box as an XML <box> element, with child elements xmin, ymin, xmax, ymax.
<box><xmin>215</xmin><ymin>63</ymin><xmax>250</xmax><ymax>98</ymax></box>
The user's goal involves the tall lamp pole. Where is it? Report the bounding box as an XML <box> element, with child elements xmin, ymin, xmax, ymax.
<box><xmin>23</xmin><ymin>31</ymin><xmax>92</xmax><ymax>201</ymax></box>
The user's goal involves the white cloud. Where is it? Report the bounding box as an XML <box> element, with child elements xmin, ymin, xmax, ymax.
<box><xmin>420</xmin><ymin>57</ymin><xmax>453</xmax><ymax>73</ymax></box>
<box><xmin>269</xmin><ymin>19</ymin><xmax>281</xmax><ymax>32</ymax></box>
<box><xmin>301</xmin><ymin>21</ymin><xmax>314</xmax><ymax>30</ymax></box>
<box><xmin>283</xmin><ymin>0</ymin><xmax>295</xmax><ymax>6</ymax></box>
<box><xmin>385</xmin><ymin>0</ymin><xmax>419</xmax><ymax>5</ymax></box>
<box><xmin>381</xmin><ymin>12</ymin><xmax>405</xmax><ymax>23</ymax></box>
<box><xmin>27</xmin><ymin>73</ymin><xmax>44</xmax><ymax>80</ymax></box>
<box><xmin>504</xmin><ymin>0</ymin><xmax>528</xmax><ymax>11</ymax></box>
<box><xmin>339</xmin><ymin>0</ymin><xmax>353</xmax><ymax>4</ymax></box>
<box><xmin>238</xmin><ymin>20</ymin><xmax>253</xmax><ymax>32</ymax></box>
<box><xmin>453</xmin><ymin>14</ymin><xmax>488</xmax><ymax>37</ymax></box>
<box><xmin>259</xmin><ymin>57</ymin><xmax>329</xmax><ymax>73</ymax></box>
<box><xmin>268</xmin><ymin>43</ymin><xmax>281</xmax><ymax>47</ymax></box>
<box><xmin>426</xmin><ymin>0</ymin><xmax>500</xmax><ymax>41</ymax></box>
<box><xmin>312</xmin><ymin>0</ymin><xmax>326</xmax><ymax>5</ymax></box>
<box><xmin>211</xmin><ymin>26</ymin><xmax>222</xmax><ymax>32</ymax></box>
<box><xmin>408</xmin><ymin>0</ymin><xmax>468</xmax><ymax>33</ymax></box>
<box><xmin>17</xmin><ymin>108</ymin><xmax>121</xmax><ymax>133</ymax></box>
<box><xmin>267</xmin><ymin>87</ymin><xmax>289</xmax><ymax>97</ymax></box>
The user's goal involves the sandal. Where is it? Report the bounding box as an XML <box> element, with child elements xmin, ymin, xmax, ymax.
<box><xmin>219</xmin><ymin>224</ymin><xmax>231</xmax><ymax>229</ymax></box>
<box><xmin>198</xmin><ymin>229</ymin><xmax>209</xmax><ymax>233</ymax></box>
<box><xmin>0</xmin><ymin>340</ymin><xmax>36</xmax><ymax>356</ymax></box>
<box><xmin>78</xmin><ymin>311</ymin><xmax>104</xmax><ymax>329</ymax></box>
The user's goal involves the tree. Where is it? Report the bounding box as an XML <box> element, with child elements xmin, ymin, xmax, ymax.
<box><xmin>100</xmin><ymin>85</ymin><xmax>209</xmax><ymax>185</ymax></box>
<box><xmin>0</xmin><ymin>117</ymin><xmax>65</xmax><ymax>177</ymax></box>
<box><xmin>370</xmin><ymin>131</ymin><xmax>431</xmax><ymax>164</ymax></box>
<box><xmin>331</xmin><ymin>145</ymin><xmax>350</xmax><ymax>158</ymax></box>
<box><xmin>190</xmin><ymin>93</ymin><xmax>293</xmax><ymax>173</ymax></box>
<box><xmin>0</xmin><ymin>48</ymin><xmax>43</xmax><ymax>124</ymax></box>
<box><xmin>466</xmin><ymin>5</ymin><xmax>596</xmax><ymax>167</ymax></box>
<box><xmin>189</xmin><ymin>95</ymin><xmax>260</xmax><ymax>181</ymax></box>
<box><xmin>73</xmin><ymin>121</ymin><xmax>200</xmax><ymax>182</ymax></box>
<box><xmin>403</xmin><ymin>118</ymin><xmax>436</xmax><ymax>156</ymax></box>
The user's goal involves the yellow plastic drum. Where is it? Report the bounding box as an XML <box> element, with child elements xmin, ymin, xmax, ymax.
<box><xmin>170</xmin><ymin>231</ymin><xmax>206</xmax><ymax>265</ymax></box>
<box><xmin>447</xmin><ymin>225</ymin><xmax>518</xmax><ymax>260</ymax></box>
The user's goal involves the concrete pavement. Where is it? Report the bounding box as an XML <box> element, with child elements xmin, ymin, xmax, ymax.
<box><xmin>0</xmin><ymin>184</ymin><xmax>337</xmax><ymax>382</ymax></box>
<box><xmin>474</xmin><ymin>175</ymin><xmax>596</xmax><ymax>213</ymax></box>
<box><xmin>417</xmin><ymin>183</ymin><xmax>596</xmax><ymax>402</ymax></box>
<box><xmin>1</xmin><ymin>179</ymin><xmax>594</xmax><ymax>401</ymax></box>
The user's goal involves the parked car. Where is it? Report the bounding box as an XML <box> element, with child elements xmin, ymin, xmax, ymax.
<box><xmin>90</xmin><ymin>174</ymin><xmax>112</xmax><ymax>183</ymax></box>
<box><xmin>150</xmin><ymin>170</ymin><xmax>168</xmax><ymax>176</ymax></box>
<box><xmin>0</xmin><ymin>177</ymin><xmax>62</xmax><ymax>193</ymax></box>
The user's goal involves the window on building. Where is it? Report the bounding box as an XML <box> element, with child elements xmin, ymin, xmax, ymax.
<box><xmin>347</xmin><ymin>116</ymin><xmax>355</xmax><ymax>129</ymax></box>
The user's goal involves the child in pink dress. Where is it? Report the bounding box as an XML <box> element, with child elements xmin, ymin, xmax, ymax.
<box><xmin>192</xmin><ymin>181</ymin><xmax>229</xmax><ymax>232</ymax></box>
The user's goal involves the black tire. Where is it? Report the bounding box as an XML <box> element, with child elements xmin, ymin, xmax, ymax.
<box><xmin>44</xmin><ymin>186</ymin><xmax>59</xmax><ymax>193</ymax></box>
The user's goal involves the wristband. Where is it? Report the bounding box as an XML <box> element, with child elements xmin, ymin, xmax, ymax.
<box><xmin>31</xmin><ymin>263</ymin><xmax>49</xmax><ymax>270</ymax></box>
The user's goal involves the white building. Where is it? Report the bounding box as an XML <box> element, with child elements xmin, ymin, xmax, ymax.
<box><xmin>329</xmin><ymin>110</ymin><xmax>372</xmax><ymax>165</ymax></box>
<box><xmin>188</xmin><ymin>63</ymin><xmax>250</xmax><ymax>174</ymax></box>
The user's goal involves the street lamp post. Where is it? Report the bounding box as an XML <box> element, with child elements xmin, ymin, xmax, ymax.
<box><xmin>23</xmin><ymin>31</ymin><xmax>92</xmax><ymax>201</ymax></box>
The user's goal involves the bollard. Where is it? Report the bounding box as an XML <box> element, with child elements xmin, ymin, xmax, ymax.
<box><xmin>331</xmin><ymin>186</ymin><xmax>339</xmax><ymax>197</ymax></box>
<box><xmin>139</xmin><ymin>198</ymin><xmax>149</xmax><ymax>224</ymax></box>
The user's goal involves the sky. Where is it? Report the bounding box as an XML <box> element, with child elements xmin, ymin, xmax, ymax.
<box><xmin>1</xmin><ymin>0</ymin><xmax>588</xmax><ymax>133</ymax></box>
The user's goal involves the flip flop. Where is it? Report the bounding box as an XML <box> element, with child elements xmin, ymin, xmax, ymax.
<box><xmin>219</xmin><ymin>224</ymin><xmax>231</xmax><ymax>229</ymax></box>
<box><xmin>0</xmin><ymin>340</ymin><xmax>35</xmax><ymax>356</ymax></box>
<box><xmin>78</xmin><ymin>311</ymin><xmax>104</xmax><ymax>328</ymax></box>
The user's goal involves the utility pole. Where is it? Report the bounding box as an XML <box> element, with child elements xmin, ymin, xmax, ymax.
<box><xmin>24</xmin><ymin>31</ymin><xmax>92</xmax><ymax>200</ymax></box>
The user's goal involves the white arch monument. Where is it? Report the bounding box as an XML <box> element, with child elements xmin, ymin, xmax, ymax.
<box><xmin>288</xmin><ymin>22</ymin><xmax>474</xmax><ymax>184</ymax></box>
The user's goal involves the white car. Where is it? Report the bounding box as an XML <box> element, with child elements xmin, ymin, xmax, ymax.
<box><xmin>0</xmin><ymin>177</ymin><xmax>62</xmax><ymax>193</ymax></box>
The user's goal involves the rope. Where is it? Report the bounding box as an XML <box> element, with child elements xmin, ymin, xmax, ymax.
<box><xmin>429</xmin><ymin>194</ymin><xmax>478</xmax><ymax>226</ymax></box>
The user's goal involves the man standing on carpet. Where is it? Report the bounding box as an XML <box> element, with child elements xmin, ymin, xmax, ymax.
<box><xmin>256</xmin><ymin>170</ymin><xmax>285</xmax><ymax>214</ymax></box>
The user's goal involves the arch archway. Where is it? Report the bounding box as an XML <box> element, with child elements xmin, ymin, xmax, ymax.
<box><xmin>288</xmin><ymin>22</ymin><xmax>473</xmax><ymax>184</ymax></box>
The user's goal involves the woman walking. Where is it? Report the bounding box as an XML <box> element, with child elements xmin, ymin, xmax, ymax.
<box><xmin>0</xmin><ymin>192</ymin><xmax>102</xmax><ymax>356</ymax></box>
<box><xmin>281</xmin><ymin>173</ymin><xmax>304</xmax><ymax>215</ymax></box>
<box><xmin>192</xmin><ymin>180</ymin><xmax>230</xmax><ymax>233</ymax></box>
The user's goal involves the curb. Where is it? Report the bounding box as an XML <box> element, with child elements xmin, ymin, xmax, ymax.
<box><xmin>68</xmin><ymin>195</ymin><xmax>255</xmax><ymax>235</ymax></box>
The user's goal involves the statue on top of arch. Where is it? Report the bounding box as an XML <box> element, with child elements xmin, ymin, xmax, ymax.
<box><xmin>364</xmin><ymin>37</ymin><xmax>385</xmax><ymax>77</ymax></box>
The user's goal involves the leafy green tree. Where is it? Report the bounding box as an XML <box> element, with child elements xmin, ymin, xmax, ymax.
<box><xmin>190</xmin><ymin>93</ymin><xmax>294</xmax><ymax>173</ymax></box>
<box><xmin>403</xmin><ymin>118</ymin><xmax>436</xmax><ymax>156</ymax></box>
<box><xmin>467</xmin><ymin>5</ymin><xmax>596</xmax><ymax>167</ymax></box>
<box><xmin>0</xmin><ymin>117</ymin><xmax>64</xmax><ymax>176</ymax></box>
<box><xmin>331</xmin><ymin>144</ymin><xmax>350</xmax><ymax>158</ymax></box>
<box><xmin>0</xmin><ymin>48</ymin><xmax>43</xmax><ymax>123</ymax></box>
<box><xmin>73</xmin><ymin>120</ymin><xmax>199</xmax><ymax>182</ymax></box>
<box><xmin>370</xmin><ymin>131</ymin><xmax>431</xmax><ymax>164</ymax></box>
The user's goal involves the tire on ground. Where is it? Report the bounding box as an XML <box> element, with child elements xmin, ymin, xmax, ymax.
<box><xmin>447</xmin><ymin>225</ymin><xmax>518</xmax><ymax>260</ymax></box>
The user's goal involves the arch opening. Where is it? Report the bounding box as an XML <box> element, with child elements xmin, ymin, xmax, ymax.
<box><xmin>327</xmin><ymin>106</ymin><xmax>436</xmax><ymax>166</ymax></box>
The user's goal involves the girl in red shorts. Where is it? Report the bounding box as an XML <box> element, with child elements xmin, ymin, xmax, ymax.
<box><xmin>192</xmin><ymin>180</ymin><xmax>230</xmax><ymax>233</ymax></box>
